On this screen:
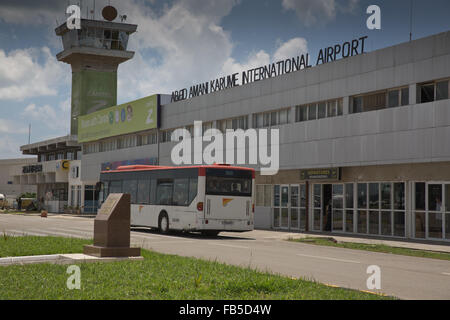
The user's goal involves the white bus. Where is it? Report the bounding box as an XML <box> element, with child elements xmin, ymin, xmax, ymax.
<box><xmin>99</xmin><ymin>164</ymin><xmax>255</xmax><ymax>236</ymax></box>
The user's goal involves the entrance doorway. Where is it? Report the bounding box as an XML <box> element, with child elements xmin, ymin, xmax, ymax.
<box><xmin>322</xmin><ymin>185</ymin><xmax>332</xmax><ymax>231</ymax></box>
<box><xmin>272</xmin><ymin>184</ymin><xmax>306</xmax><ymax>231</ymax></box>
<box><xmin>414</xmin><ymin>182</ymin><xmax>450</xmax><ymax>240</ymax></box>
<box><xmin>312</xmin><ymin>184</ymin><xmax>332</xmax><ymax>231</ymax></box>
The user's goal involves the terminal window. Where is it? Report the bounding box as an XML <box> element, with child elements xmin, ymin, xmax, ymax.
<box><xmin>255</xmin><ymin>185</ymin><xmax>273</xmax><ymax>207</ymax></box>
<box><xmin>388</xmin><ymin>87</ymin><xmax>409</xmax><ymax>108</ymax></box>
<box><xmin>436</xmin><ymin>80</ymin><xmax>449</xmax><ymax>101</ymax></box>
<box><xmin>218</xmin><ymin>116</ymin><xmax>248</xmax><ymax>131</ymax></box>
<box><xmin>362</xmin><ymin>91</ymin><xmax>386</xmax><ymax>112</ymax></box>
<box><xmin>418</xmin><ymin>79</ymin><xmax>449</xmax><ymax>103</ymax></box>
<box><xmin>141</xmin><ymin>133</ymin><xmax>157</xmax><ymax>145</ymax></box>
<box><xmin>419</xmin><ymin>83</ymin><xmax>435</xmax><ymax>103</ymax></box>
<box><xmin>253</xmin><ymin>109</ymin><xmax>290</xmax><ymax>128</ymax></box>
<box><xmin>160</xmin><ymin>130</ymin><xmax>174</xmax><ymax>143</ymax></box>
<box><xmin>351</xmin><ymin>87</ymin><xmax>413</xmax><ymax>114</ymax></box>
<box><xmin>295</xmin><ymin>99</ymin><xmax>343</xmax><ymax>123</ymax></box>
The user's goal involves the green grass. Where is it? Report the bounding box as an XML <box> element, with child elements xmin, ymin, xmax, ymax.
<box><xmin>0</xmin><ymin>234</ymin><xmax>91</xmax><ymax>257</ymax></box>
<box><xmin>0</xmin><ymin>235</ymin><xmax>393</xmax><ymax>300</ymax></box>
<box><xmin>288</xmin><ymin>237</ymin><xmax>450</xmax><ymax>261</ymax></box>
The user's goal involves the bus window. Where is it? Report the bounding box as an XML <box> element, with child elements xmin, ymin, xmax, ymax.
<box><xmin>137</xmin><ymin>179</ymin><xmax>150</xmax><ymax>204</ymax></box>
<box><xmin>173</xmin><ymin>178</ymin><xmax>189</xmax><ymax>206</ymax></box>
<box><xmin>110</xmin><ymin>180</ymin><xmax>122</xmax><ymax>193</ymax></box>
<box><xmin>149</xmin><ymin>179</ymin><xmax>156</xmax><ymax>204</ymax></box>
<box><xmin>206</xmin><ymin>169</ymin><xmax>252</xmax><ymax>197</ymax></box>
<box><xmin>189</xmin><ymin>178</ymin><xmax>198</xmax><ymax>204</ymax></box>
<box><xmin>101</xmin><ymin>181</ymin><xmax>109</xmax><ymax>201</ymax></box>
<box><xmin>123</xmin><ymin>180</ymin><xmax>137</xmax><ymax>203</ymax></box>
<box><xmin>156</xmin><ymin>179</ymin><xmax>173</xmax><ymax>205</ymax></box>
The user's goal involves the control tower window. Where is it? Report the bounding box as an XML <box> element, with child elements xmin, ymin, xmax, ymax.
<box><xmin>102</xmin><ymin>30</ymin><xmax>111</xmax><ymax>49</ymax></box>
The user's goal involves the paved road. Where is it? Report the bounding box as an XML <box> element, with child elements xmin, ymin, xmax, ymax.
<box><xmin>1</xmin><ymin>214</ymin><xmax>450</xmax><ymax>300</ymax></box>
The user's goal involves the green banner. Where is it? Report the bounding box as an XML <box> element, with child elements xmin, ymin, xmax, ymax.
<box><xmin>78</xmin><ymin>95</ymin><xmax>159</xmax><ymax>143</ymax></box>
<box><xmin>71</xmin><ymin>70</ymin><xmax>117</xmax><ymax>135</ymax></box>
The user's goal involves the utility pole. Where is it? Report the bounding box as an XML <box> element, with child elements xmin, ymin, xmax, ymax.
<box><xmin>409</xmin><ymin>0</ymin><xmax>414</xmax><ymax>41</ymax></box>
<box><xmin>28</xmin><ymin>124</ymin><xmax>31</xmax><ymax>144</ymax></box>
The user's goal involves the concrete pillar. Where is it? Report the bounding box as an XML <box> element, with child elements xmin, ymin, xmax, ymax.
<box><xmin>343</xmin><ymin>96</ymin><xmax>350</xmax><ymax>115</ymax></box>
<box><xmin>409</xmin><ymin>83</ymin><xmax>417</xmax><ymax>105</ymax></box>
<box><xmin>405</xmin><ymin>181</ymin><xmax>412</xmax><ymax>239</ymax></box>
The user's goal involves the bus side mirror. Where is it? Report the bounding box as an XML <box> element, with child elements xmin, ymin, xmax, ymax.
<box><xmin>95</xmin><ymin>182</ymin><xmax>102</xmax><ymax>193</ymax></box>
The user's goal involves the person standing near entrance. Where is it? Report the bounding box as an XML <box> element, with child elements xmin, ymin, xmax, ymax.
<box><xmin>325</xmin><ymin>198</ymin><xmax>333</xmax><ymax>231</ymax></box>
<box><xmin>436</xmin><ymin>197</ymin><xmax>442</xmax><ymax>212</ymax></box>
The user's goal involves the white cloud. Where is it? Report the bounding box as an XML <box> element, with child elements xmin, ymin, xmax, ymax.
<box><xmin>0</xmin><ymin>135</ymin><xmax>24</xmax><ymax>158</ymax></box>
<box><xmin>0</xmin><ymin>0</ymin><xmax>65</xmax><ymax>25</ymax></box>
<box><xmin>110</xmin><ymin>0</ymin><xmax>311</xmax><ymax>100</ymax></box>
<box><xmin>0</xmin><ymin>118</ymin><xmax>28</xmax><ymax>134</ymax></box>
<box><xmin>221</xmin><ymin>50</ymin><xmax>271</xmax><ymax>76</ymax></box>
<box><xmin>273</xmin><ymin>37</ymin><xmax>308</xmax><ymax>62</ymax></box>
<box><xmin>110</xmin><ymin>0</ymin><xmax>239</xmax><ymax>100</ymax></box>
<box><xmin>282</xmin><ymin>0</ymin><xmax>359</xmax><ymax>26</ymax></box>
<box><xmin>0</xmin><ymin>47</ymin><xmax>69</xmax><ymax>101</ymax></box>
<box><xmin>0</xmin><ymin>0</ymin><xmax>311</xmax><ymax>102</ymax></box>
<box><xmin>221</xmin><ymin>37</ymin><xmax>308</xmax><ymax>77</ymax></box>
<box><xmin>21</xmin><ymin>100</ymin><xmax>70</xmax><ymax>133</ymax></box>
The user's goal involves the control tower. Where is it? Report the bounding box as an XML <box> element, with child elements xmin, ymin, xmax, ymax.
<box><xmin>55</xmin><ymin>6</ymin><xmax>137</xmax><ymax>135</ymax></box>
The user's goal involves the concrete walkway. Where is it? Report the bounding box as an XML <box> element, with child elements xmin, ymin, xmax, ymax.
<box><xmin>2</xmin><ymin>210</ymin><xmax>449</xmax><ymax>253</ymax></box>
<box><xmin>0</xmin><ymin>253</ymin><xmax>143</xmax><ymax>266</ymax></box>
<box><xmin>250</xmin><ymin>229</ymin><xmax>450</xmax><ymax>253</ymax></box>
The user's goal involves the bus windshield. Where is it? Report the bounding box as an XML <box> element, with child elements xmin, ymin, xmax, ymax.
<box><xmin>205</xmin><ymin>168</ymin><xmax>252</xmax><ymax>197</ymax></box>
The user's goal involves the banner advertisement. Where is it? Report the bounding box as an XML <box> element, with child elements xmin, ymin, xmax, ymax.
<box><xmin>78</xmin><ymin>94</ymin><xmax>159</xmax><ymax>143</ymax></box>
<box><xmin>71</xmin><ymin>70</ymin><xmax>118</xmax><ymax>135</ymax></box>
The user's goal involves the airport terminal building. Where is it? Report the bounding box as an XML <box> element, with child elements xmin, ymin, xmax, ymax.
<box><xmin>15</xmin><ymin>30</ymin><xmax>450</xmax><ymax>242</ymax></box>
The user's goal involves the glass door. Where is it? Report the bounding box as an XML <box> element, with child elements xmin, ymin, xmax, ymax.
<box><xmin>313</xmin><ymin>184</ymin><xmax>322</xmax><ymax>231</ymax></box>
<box><xmin>280</xmin><ymin>185</ymin><xmax>289</xmax><ymax>229</ymax></box>
<box><xmin>273</xmin><ymin>185</ymin><xmax>281</xmax><ymax>228</ymax></box>
<box><xmin>428</xmin><ymin>183</ymin><xmax>443</xmax><ymax>239</ymax></box>
<box><xmin>414</xmin><ymin>182</ymin><xmax>448</xmax><ymax>240</ymax></box>
<box><xmin>332</xmin><ymin>184</ymin><xmax>344</xmax><ymax>232</ymax></box>
<box><xmin>290</xmin><ymin>185</ymin><xmax>300</xmax><ymax>230</ymax></box>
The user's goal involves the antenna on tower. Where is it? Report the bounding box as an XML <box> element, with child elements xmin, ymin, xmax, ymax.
<box><xmin>409</xmin><ymin>0</ymin><xmax>414</xmax><ymax>41</ymax></box>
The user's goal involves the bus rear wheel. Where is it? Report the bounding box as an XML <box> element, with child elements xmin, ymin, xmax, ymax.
<box><xmin>201</xmin><ymin>231</ymin><xmax>220</xmax><ymax>237</ymax></box>
<box><xmin>159</xmin><ymin>212</ymin><xmax>170</xmax><ymax>234</ymax></box>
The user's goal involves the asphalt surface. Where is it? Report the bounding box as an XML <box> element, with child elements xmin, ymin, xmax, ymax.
<box><xmin>1</xmin><ymin>214</ymin><xmax>450</xmax><ymax>300</ymax></box>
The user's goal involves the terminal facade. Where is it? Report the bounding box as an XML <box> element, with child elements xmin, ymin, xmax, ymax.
<box><xmin>13</xmin><ymin>26</ymin><xmax>450</xmax><ymax>242</ymax></box>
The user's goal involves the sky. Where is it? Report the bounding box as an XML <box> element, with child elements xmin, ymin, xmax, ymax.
<box><xmin>0</xmin><ymin>0</ymin><xmax>449</xmax><ymax>159</ymax></box>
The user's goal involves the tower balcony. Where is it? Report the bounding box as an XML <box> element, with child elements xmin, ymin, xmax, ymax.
<box><xmin>55</xmin><ymin>19</ymin><xmax>137</xmax><ymax>67</ymax></box>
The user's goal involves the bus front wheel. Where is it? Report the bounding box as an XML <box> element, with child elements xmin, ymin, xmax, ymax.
<box><xmin>158</xmin><ymin>212</ymin><xmax>170</xmax><ymax>234</ymax></box>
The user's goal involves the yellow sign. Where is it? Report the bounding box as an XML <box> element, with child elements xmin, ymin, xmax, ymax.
<box><xmin>61</xmin><ymin>160</ymin><xmax>70</xmax><ymax>171</ymax></box>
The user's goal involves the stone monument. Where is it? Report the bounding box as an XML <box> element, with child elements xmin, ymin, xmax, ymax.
<box><xmin>84</xmin><ymin>193</ymin><xmax>141</xmax><ymax>257</ymax></box>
